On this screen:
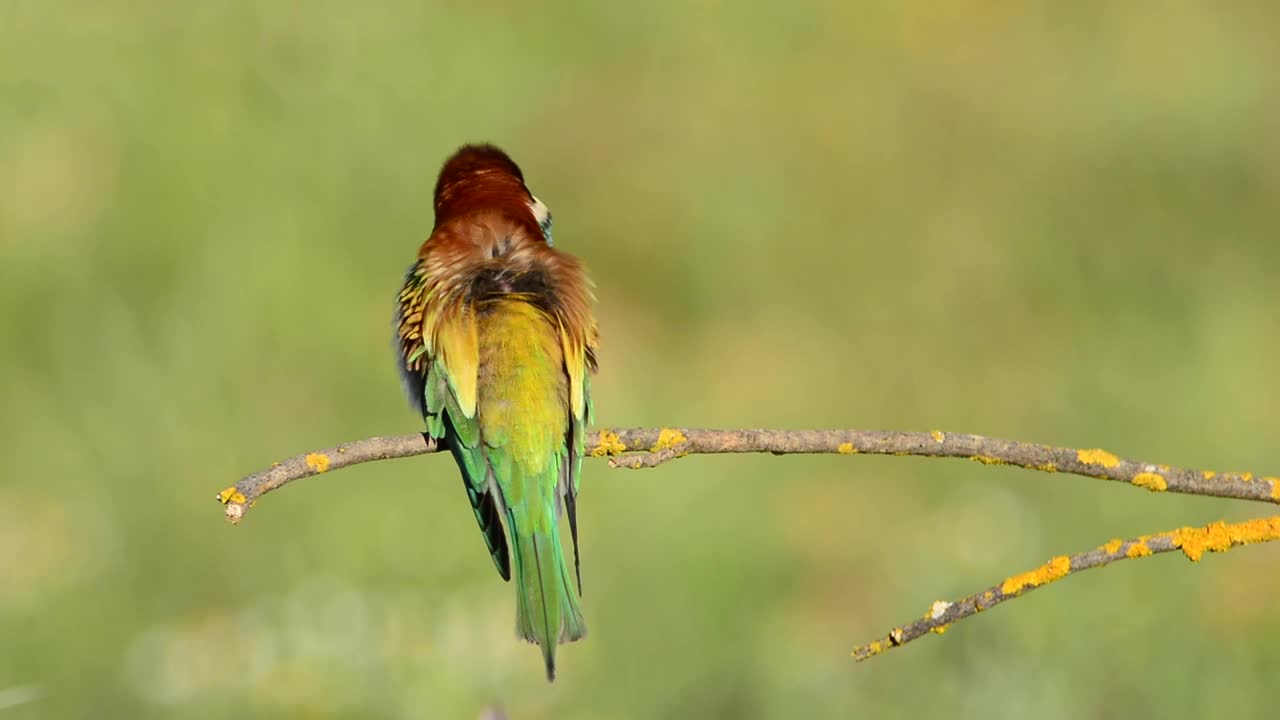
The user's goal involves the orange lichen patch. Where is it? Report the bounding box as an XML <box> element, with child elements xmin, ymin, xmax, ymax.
<box><xmin>591</xmin><ymin>430</ymin><xmax>626</xmax><ymax>457</ymax></box>
<box><xmin>1271</xmin><ymin>479</ymin><xmax>1280</xmax><ymax>502</ymax></box>
<box><xmin>1202</xmin><ymin>470</ymin><xmax>1217</xmax><ymax>480</ymax></box>
<box><xmin>651</xmin><ymin>428</ymin><xmax>688</xmax><ymax>452</ymax></box>
<box><xmin>971</xmin><ymin>455</ymin><xmax>1004</xmax><ymax>465</ymax></box>
<box><xmin>930</xmin><ymin>624</ymin><xmax>951</xmax><ymax>635</ymax></box>
<box><xmin>305</xmin><ymin>453</ymin><xmax>331</xmax><ymax>473</ymax></box>
<box><xmin>837</xmin><ymin>442</ymin><xmax>857</xmax><ymax>454</ymax></box>
<box><xmin>1077</xmin><ymin>448</ymin><xmax>1121</xmax><ymax>468</ymax></box>
<box><xmin>1131</xmin><ymin>472</ymin><xmax>1167</xmax><ymax>492</ymax></box>
<box><xmin>1102</xmin><ymin>538</ymin><xmax>1124</xmax><ymax>554</ymax></box>
<box><xmin>930</xmin><ymin>430</ymin><xmax>945</xmax><ymax>443</ymax></box>
<box><xmin>1001</xmin><ymin>555</ymin><xmax>1071</xmax><ymax>595</ymax></box>
<box><xmin>217</xmin><ymin>487</ymin><xmax>247</xmax><ymax>505</ymax></box>
<box><xmin>1241</xmin><ymin>472</ymin><xmax>1254</xmax><ymax>482</ymax></box>
<box><xmin>1172</xmin><ymin>517</ymin><xmax>1280</xmax><ymax>562</ymax></box>
<box><xmin>1126</xmin><ymin>540</ymin><xmax>1152</xmax><ymax>558</ymax></box>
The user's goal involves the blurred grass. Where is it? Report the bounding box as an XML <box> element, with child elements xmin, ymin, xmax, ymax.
<box><xmin>2</xmin><ymin>1</ymin><xmax>1279</xmax><ymax>717</ymax></box>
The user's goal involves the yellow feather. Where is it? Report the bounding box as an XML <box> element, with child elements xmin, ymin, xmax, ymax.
<box><xmin>436</xmin><ymin>307</ymin><xmax>480</xmax><ymax>417</ymax></box>
<box><xmin>560</xmin><ymin>325</ymin><xmax>586</xmax><ymax>420</ymax></box>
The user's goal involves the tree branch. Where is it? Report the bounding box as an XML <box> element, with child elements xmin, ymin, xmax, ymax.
<box><xmin>217</xmin><ymin>427</ymin><xmax>1280</xmax><ymax>523</ymax></box>
<box><xmin>851</xmin><ymin>515</ymin><xmax>1280</xmax><ymax>661</ymax></box>
<box><xmin>215</xmin><ymin>427</ymin><xmax>1280</xmax><ymax>664</ymax></box>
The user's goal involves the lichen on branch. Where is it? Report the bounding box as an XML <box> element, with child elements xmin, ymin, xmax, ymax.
<box><xmin>851</xmin><ymin>516</ymin><xmax>1280</xmax><ymax>661</ymax></box>
<box><xmin>217</xmin><ymin>427</ymin><xmax>1280</xmax><ymax>523</ymax></box>
<box><xmin>215</xmin><ymin>426</ymin><xmax>1280</xmax><ymax>665</ymax></box>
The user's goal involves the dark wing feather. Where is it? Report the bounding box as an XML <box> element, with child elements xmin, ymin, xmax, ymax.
<box><xmin>397</xmin><ymin>260</ymin><xmax>511</xmax><ymax>581</ymax></box>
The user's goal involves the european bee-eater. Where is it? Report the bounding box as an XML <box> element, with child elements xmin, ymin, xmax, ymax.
<box><xmin>395</xmin><ymin>144</ymin><xmax>597</xmax><ymax>680</ymax></box>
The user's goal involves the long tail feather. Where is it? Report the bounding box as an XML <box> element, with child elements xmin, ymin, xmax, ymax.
<box><xmin>564</xmin><ymin>488</ymin><xmax>582</xmax><ymax>595</ymax></box>
<box><xmin>509</xmin><ymin>510</ymin><xmax>586</xmax><ymax>681</ymax></box>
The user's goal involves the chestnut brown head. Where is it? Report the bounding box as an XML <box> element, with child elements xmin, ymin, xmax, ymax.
<box><xmin>432</xmin><ymin>144</ymin><xmax>553</xmax><ymax>242</ymax></box>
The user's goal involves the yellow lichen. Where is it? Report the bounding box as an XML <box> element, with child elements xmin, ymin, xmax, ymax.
<box><xmin>1035</xmin><ymin>462</ymin><xmax>1058</xmax><ymax>473</ymax></box>
<box><xmin>217</xmin><ymin>487</ymin><xmax>247</xmax><ymax>505</ymax></box>
<box><xmin>837</xmin><ymin>442</ymin><xmax>857</xmax><ymax>454</ymax></box>
<box><xmin>305</xmin><ymin>453</ymin><xmax>331</xmax><ymax>473</ymax></box>
<box><xmin>1241</xmin><ymin>472</ymin><xmax>1254</xmax><ymax>482</ymax></box>
<box><xmin>1126</xmin><ymin>540</ymin><xmax>1152</xmax><ymax>558</ymax></box>
<box><xmin>1000</xmin><ymin>555</ymin><xmax>1071</xmax><ymax>595</ymax></box>
<box><xmin>1202</xmin><ymin>470</ymin><xmax>1217</xmax><ymax>480</ymax></box>
<box><xmin>1271</xmin><ymin>479</ymin><xmax>1280</xmax><ymax>502</ymax></box>
<box><xmin>1174</xmin><ymin>523</ymin><xmax>1228</xmax><ymax>562</ymax></box>
<box><xmin>971</xmin><ymin>455</ymin><xmax>1004</xmax><ymax>465</ymax></box>
<box><xmin>855</xmin><ymin>640</ymin><xmax>884</xmax><ymax>658</ymax></box>
<box><xmin>1172</xmin><ymin>517</ymin><xmax>1280</xmax><ymax>562</ymax></box>
<box><xmin>1077</xmin><ymin>448</ymin><xmax>1121</xmax><ymax>468</ymax></box>
<box><xmin>889</xmin><ymin>627</ymin><xmax>905</xmax><ymax>645</ymax></box>
<box><xmin>591</xmin><ymin>430</ymin><xmax>626</xmax><ymax>457</ymax></box>
<box><xmin>930</xmin><ymin>624</ymin><xmax>951</xmax><ymax>635</ymax></box>
<box><xmin>930</xmin><ymin>430</ymin><xmax>945</xmax><ymax>443</ymax></box>
<box><xmin>651</xmin><ymin>428</ymin><xmax>688</xmax><ymax>452</ymax></box>
<box><xmin>1131</xmin><ymin>472</ymin><xmax>1167</xmax><ymax>492</ymax></box>
<box><xmin>1102</xmin><ymin>538</ymin><xmax>1123</xmax><ymax>554</ymax></box>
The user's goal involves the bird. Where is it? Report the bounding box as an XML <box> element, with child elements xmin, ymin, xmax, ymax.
<box><xmin>394</xmin><ymin>144</ymin><xmax>598</xmax><ymax>680</ymax></box>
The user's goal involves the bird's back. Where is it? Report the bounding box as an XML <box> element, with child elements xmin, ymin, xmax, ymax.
<box><xmin>476</xmin><ymin>297</ymin><xmax>569</xmax><ymax>476</ymax></box>
<box><xmin>395</xmin><ymin>144</ymin><xmax>596</xmax><ymax>680</ymax></box>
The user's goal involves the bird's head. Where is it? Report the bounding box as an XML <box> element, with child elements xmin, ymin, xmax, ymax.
<box><xmin>433</xmin><ymin>144</ymin><xmax>553</xmax><ymax>244</ymax></box>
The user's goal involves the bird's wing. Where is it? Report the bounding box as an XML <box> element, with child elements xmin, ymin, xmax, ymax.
<box><xmin>397</xmin><ymin>256</ymin><xmax>510</xmax><ymax>580</ymax></box>
<box><xmin>558</xmin><ymin>318</ymin><xmax>596</xmax><ymax>594</ymax></box>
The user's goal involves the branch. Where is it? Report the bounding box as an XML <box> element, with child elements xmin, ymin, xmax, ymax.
<box><xmin>851</xmin><ymin>515</ymin><xmax>1280</xmax><ymax>661</ymax></box>
<box><xmin>217</xmin><ymin>427</ymin><xmax>1280</xmax><ymax>523</ymax></box>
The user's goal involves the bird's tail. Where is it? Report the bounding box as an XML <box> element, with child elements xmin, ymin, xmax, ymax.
<box><xmin>508</xmin><ymin>505</ymin><xmax>586</xmax><ymax>681</ymax></box>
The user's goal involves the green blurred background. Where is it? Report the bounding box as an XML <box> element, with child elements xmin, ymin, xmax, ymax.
<box><xmin>3</xmin><ymin>2</ymin><xmax>1278</xmax><ymax>717</ymax></box>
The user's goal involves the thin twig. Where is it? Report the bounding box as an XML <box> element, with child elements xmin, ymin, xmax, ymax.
<box><xmin>217</xmin><ymin>427</ymin><xmax>1280</xmax><ymax>523</ymax></box>
<box><xmin>217</xmin><ymin>434</ymin><xmax>440</xmax><ymax>523</ymax></box>
<box><xmin>851</xmin><ymin>516</ymin><xmax>1280</xmax><ymax>661</ymax></box>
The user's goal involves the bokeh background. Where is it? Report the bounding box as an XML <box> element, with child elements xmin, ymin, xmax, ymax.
<box><xmin>3</xmin><ymin>2</ymin><xmax>1279</xmax><ymax>718</ymax></box>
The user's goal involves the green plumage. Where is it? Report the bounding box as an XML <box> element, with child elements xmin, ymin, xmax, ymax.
<box><xmin>423</xmin><ymin>297</ymin><xmax>586</xmax><ymax>679</ymax></box>
<box><xmin>396</xmin><ymin>144</ymin><xmax>597</xmax><ymax>682</ymax></box>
